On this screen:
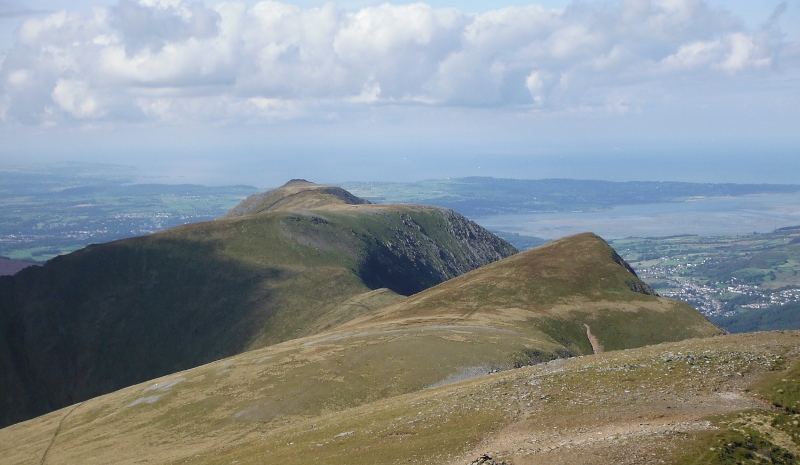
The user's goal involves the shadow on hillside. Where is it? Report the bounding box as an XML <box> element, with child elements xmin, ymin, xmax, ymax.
<box><xmin>358</xmin><ymin>239</ymin><xmax>452</xmax><ymax>296</ymax></box>
<box><xmin>0</xmin><ymin>237</ymin><xmax>282</xmax><ymax>427</ymax></box>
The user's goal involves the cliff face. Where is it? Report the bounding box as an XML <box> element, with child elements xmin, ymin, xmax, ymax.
<box><xmin>0</xmin><ymin>182</ymin><xmax>517</xmax><ymax>428</ymax></box>
<box><xmin>356</xmin><ymin>208</ymin><xmax>517</xmax><ymax>295</ymax></box>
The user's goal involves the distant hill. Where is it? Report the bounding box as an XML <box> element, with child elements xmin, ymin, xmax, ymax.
<box><xmin>0</xmin><ymin>258</ymin><xmax>37</xmax><ymax>276</ymax></box>
<box><xmin>0</xmin><ymin>181</ymin><xmax>516</xmax><ymax>428</ymax></box>
<box><xmin>225</xmin><ymin>179</ymin><xmax>371</xmax><ymax>216</ymax></box>
<box><xmin>0</xmin><ymin>233</ymin><xmax>736</xmax><ymax>465</ymax></box>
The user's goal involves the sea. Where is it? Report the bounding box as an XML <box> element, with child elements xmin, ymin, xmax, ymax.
<box><xmin>472</xmin><ymin>193</ymin><xmax>800</xmax><ymax>240</ymax></box>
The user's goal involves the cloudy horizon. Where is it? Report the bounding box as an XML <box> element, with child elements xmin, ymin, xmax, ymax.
<box><xmin>1</xmin><ymin>0</ymin><xmax>798</xmax><ymax>187</ymax></box>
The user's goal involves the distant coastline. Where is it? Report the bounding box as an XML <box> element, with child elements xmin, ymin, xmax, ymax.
<box><xmin>472</xmin><ymin>193</ymin><xmax>800</xmax><ymax>240</ymax></box>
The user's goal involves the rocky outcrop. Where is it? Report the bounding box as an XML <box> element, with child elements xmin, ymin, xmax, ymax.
<box><xmin>470</xmin><ymin>454</ymin><xmax>509</xmax><ymax>465</ymax></box>
<box><xmin>438</xmin><ymin>209</ymin><xmax>517</xmax><ymax>270</ymax></box>
<box><xmin>357</xmin><ymin>208</ymin><xmax>517</xmax><ymax>296</ymax></box>
<box><xmin>625</xmin><ymin>279</ymin><xmax>659</xmax><ymax>296</ymax></box>
<box><xmin>611</xmin><ymin>250</ymin><xmax>658</xmax><ymax>296</ymax></box>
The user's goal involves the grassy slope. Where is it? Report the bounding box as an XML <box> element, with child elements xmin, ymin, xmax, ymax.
<box><xmin>0</xmin><ymin>232</ymin><xmax>733</xmax><ymax>465</ymax></box>
<box><xmin>347</xmin><ymin>233</ymin><xmax>721</xmax><ymax>353</ymax></box>
<box><xmin>0</xmin><ymin>182</ymin><xmax>515</xmax><ymax>427</ymax></box>
<box><xmin>2</xmin><ymin>330</ymin><xmax>795</xmax><ymax>465</ymax></box>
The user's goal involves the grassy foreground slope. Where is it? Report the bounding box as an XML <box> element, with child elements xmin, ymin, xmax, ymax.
<box><xmin>0</xmin><ymin>180</ymin><xmax>516</xmax><ymax>427</ymax></box>
<box><xmin>4</xmin><ymin>332</ymin><xmax>797</xmax><ymax>465</ymax></box>
<box><xmin>0</xmin><ymin>233</ymin><xmax>730</xmax><ymax>465</ymax></box>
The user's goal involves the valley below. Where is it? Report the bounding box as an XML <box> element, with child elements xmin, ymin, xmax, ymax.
<box><xmin>609</xmin><ymin>228</ymin><xmax>800</xmax><ymax>333</ymax></box>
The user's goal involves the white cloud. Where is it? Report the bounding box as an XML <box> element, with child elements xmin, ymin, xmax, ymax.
<box><xmin>0</xmin><ymin>0</ymin><xmax>793</xmax><ymax>125</ymax></box>
<box><xmin>661</xmin><ymin>31</ymin><xmax>773</xmax><ymax>72</ymax></box>
<box><xmin>719</xmin><ymin>32</ymin><xmax>771</xmax><ymax>71</ymax></box>
<box><xmin>6</xmin><ymin>68</ymin><xmax>26</xmax><ymax>86</ymax></box>
<box><xmin>333</xmin><ymin>3</ymin><xmax>465</xmax><ymax>99</ymax></box>
<box><xmin>347</xmin><ymin>79</ymin><xmax>381</xmax><ymax>103</ymax></box>
<box><xmin>51</xmin><ymin>79</ymin><xmax>105</xmax><ymax>118</ymax></box>
<box><xmin>662</xmin><ymin>39</ymin><xmax>721</xmax><ymax>69</ymax></box>
<box><xmin>111</xmin><ymin>0</ymin><xmax>221</xmax><ymax>54</ymax></box>
<box><xmin>0</xmin><ymin>93</ymin><xmax>8</xmax><ymax>121</ymax></box>
<box><xmin>525</xmin><ymin>71</ymin><xmax>545</xmax><ymax>104</ymax></box>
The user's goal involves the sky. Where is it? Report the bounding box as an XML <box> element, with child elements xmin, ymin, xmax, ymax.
<box><xmin>0</xmin><ymin>0</ymin><xmax>798</xmax><ymax>187</ymax></box>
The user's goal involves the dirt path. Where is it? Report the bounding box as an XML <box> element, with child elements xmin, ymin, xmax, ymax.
<box><xmin>583</xmin><ymin>324</ymin><xmax>604</xmax><ymax>354</ymax></box>
<box><xmin>734</xmin><ymin>412</ymin><xmax>800</xmax><ymax>456</ymax></box>
<box><xmin>473</xmin><ymin>414</ymin><xmax>714</xmax><ymax>464</ymax></box>
<box><xmin>454</xmin><ymin>389</ymin><xmax>769</xmax><ymax>465</ymax></box>
<box><xmin>39</xmin><ymin>402</ymin><xmax>82</xmax><ymax>465</ymax></box>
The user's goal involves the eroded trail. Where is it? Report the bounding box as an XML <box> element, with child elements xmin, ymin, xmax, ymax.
<box><xmin>583</xmin><ymin>324</ymin><xmax>604</xmax><ymax>354</ymax></box>
<box><xmin>454</xmin><ymin>385</ymin><xmax>768</xmax><ymax>465</ymax></box>
<box><xmin>474</xmin><ymin>415</ymin><xmax>715</xmax><ymax>464</ymax></box>
<box><xmin>39</xmin><ymin>402</ymin><xmax>82</xmax><ymax>465</ymax></box>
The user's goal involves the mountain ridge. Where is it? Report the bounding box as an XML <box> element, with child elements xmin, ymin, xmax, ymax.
<box><xmin>0</xmin><ymin>181</ymin><xmax>516</xmax><ymax>428</ymax></box>
<box><xmin>339</xmin><ymin>233</ymin><xmax>719</xmax><ymax>356</ymax></box>
<box><xmin>0</xmin><ymin>180</ymin><xmax>739</xmax><ymax>465</ymax></box>
<box><xmin>0</xmin><ymin>229</ymin><xmax>746</xmax><ymax>465</ymax></box>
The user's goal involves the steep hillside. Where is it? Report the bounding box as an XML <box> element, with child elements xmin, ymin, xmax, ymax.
<box><xmin>347</xmin><ymin>233</ymin><xmax>719</xmax><ymax>354</ymax></box>
<box><xmin>0</xmin><ymin>232</ymin><xmax>731</xmax><ymax>465</ymax></box>
<box><xmin>0</xmin><ymin>181</ymin><xmax>516</xmax><ymax>428</ymax></box>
